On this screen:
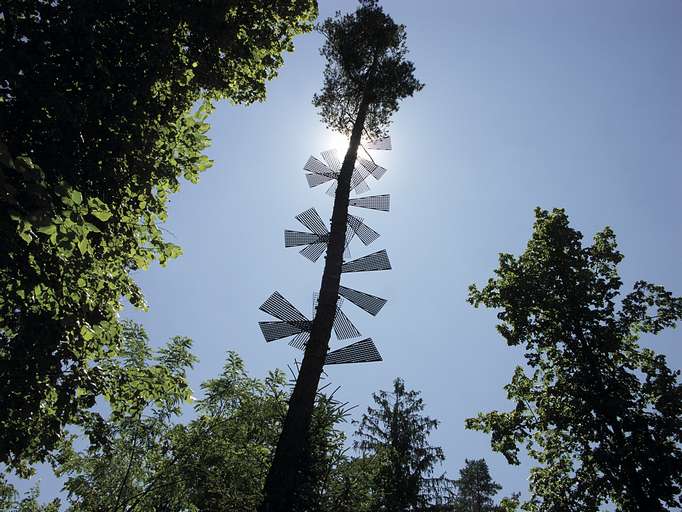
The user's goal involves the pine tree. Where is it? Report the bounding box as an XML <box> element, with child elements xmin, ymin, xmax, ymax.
<box><xmin>260</xmin><ymin>2</ymin><xmax>422</xmax><ymax>510</ymax></box>
<box><xmin>355</xmin><ymin>378</ymin><xmax>449</xmax><ymax>511</ymax></box>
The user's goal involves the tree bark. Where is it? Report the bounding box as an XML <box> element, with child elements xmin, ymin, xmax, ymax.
<box><xmin>259</xmin><ymin>94</ymin><xmax>371</xmax><ymax>512</ymax></box>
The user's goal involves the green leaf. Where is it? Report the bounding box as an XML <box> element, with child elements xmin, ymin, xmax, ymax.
<box><xmin>165</xmin><ymin>243</ymin><xmax>183</xmax><ymax>259</ymax></box>
<box><xmin>19</xmin><ymin>230</ymin><xmax>33</xmax><ymax>243</ymax></box>
<box><xmin>84</xmin><ymin>222</ymin><xmax>102</xmax><ymax>233</ymax></box>
<box><xmin>91</xmin><ymin>210</ymin><xmax>112</xmax><ymax>222</ymax></box>
<box><xmin>80</xmin><ymin>325</ymin><xmax>94</xmax><ymax>341</ymax></box>
<box><xmin>37</xmin><ymin>224</ymin><xmax>57</xmax><ymax>236</ymax></box>
<box><xmin>77</xmin><ymin>238</ymin><xmax>89</xmax><ymax>255</ymax></box>
<box><xmin>70</xmin><ymin>190</ymin><xmax>83</xmax><ymax>205</ymax></box>
<box><xmin>134</xmin><ymin>255</ymin><xmax>149</xmax><ymax>270</ymax></box>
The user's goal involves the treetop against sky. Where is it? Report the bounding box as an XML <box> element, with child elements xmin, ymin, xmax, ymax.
<box><xmin>4</xmin><ymin>0</ymin><xmax>681</xmax><ymax>505</ymax></box>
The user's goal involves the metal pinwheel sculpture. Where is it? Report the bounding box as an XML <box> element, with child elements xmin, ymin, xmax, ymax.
<box><xmin>259</xmin><ymin>136</ymin><xmax>393</xmax><ymax>365</ymax></box>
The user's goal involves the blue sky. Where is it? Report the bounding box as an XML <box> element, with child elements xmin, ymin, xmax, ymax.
<box><xmin>23</xmin><ymin>0</ymin><xmax>682</xmax><ymax>503</ymax></box>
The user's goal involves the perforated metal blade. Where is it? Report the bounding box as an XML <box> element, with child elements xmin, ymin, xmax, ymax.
<box><xmin>259</xmin><ymin>292</ymin><xmax>309</xmax><ymax>324</ymax></box>
<box><xmin>306</xmin><ymin>173</ymin><xmax>335</xmax><ymax>188</ymax></box>
<box><xmin>349</xmin><ymin>194</ymin><xmax>390</xmax><ymax>212</ymax></box>
<box><xmin>332</xmin><ymin>306</ymin><xmax>361</xmax><ymax>340</ymax></box>
<box><xmin>288</xmin><ymin>331</ymin><xmax>310</xmax><ymax>350</ymax></box>
<box><xmin>299</xmin><ymin>242</ymin><xmax>327</xmax><ymax>262</ymax></box>
<box><xmin>341</xmin><ymin>250</ymin><xmax>392</xmax><ymax>273</ymax></box>
<box><xmin>338</xmin><ymin>285</ymin><xmax>387</xmax><ymax>316</ymax></box>
<box><xmin>357</xmin><ymin>157</ymin><xmax>387</xmax><ymax>180</ymax></box>
<box><xmin>343</xmin><ymin>223</ymin><xmax>356</xmax><ymax>261</ymax></box>
<box><xmin>321</xmin><ymin>149</ymin><xmax>342</xmax><ymax>172</ymax></box>
<box><xmin>325</xmin><ymin>181</ymin><xmax>337</xmax><ymax>196</ymax></box>
<box><xmin>364</xmin><ymin>136</ymin><xmax>392</xmax><ymax>151</ymax></box>
<box><xmin>295</xmin><ymin>208</ymin><xmax>329</xmax><ymax>236</ymax></box>
<box><xmin>284</xmin><ymin>230</ymin><xmax>321</xmax><ymax>248</ymax></box>
<box><xmin>259</xmin><ymin>321</ymin><xmax>309</xmax><ymax>342</ymax></box>
<box><xmin>304</xmin><ymin>156</ymin><xmax>336</xmax><ymax>176</ymax></box>
<box><xmin>325</xmin><ymin>338</ymin><xmax>382</xmax><ymax>365</ymax></box>
<box><xmin>347</xmin><ymin>215</ymin><xmax>380</xmax><ymax>246</ymax></box>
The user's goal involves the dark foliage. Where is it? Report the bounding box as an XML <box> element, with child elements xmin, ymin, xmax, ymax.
<box><xmin>467</xmin><ymin>208</ymin><xmax>682</xmax><ymax>511</ymax></box>
<box><xmin>355</xmin><ymin>378</ymin><xmax>449</xmax><ymax>511</ymax></box>
<box><xmin>0</xmin><ymin>0</ymin><xmax>316</xmax><ymax>471</ymax></box>
<box><xmin>450</xmin><ymin>458</ymin><xmax>509</xmax><ymax>512</ymax></box>
<box><xmin>313</xmin><ymin>0</ymin><xmax>423</xmax><ymax>138</ymax></box>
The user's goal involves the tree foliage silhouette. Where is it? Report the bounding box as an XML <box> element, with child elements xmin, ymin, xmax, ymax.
<box><xmin>260</xmin><ymin>2</ymin><xmax>422</xmax><ymax>510</ymax></box>
<box><xmin>56</xmin><ymin>321</ymin><xmax>196</xmax><ymax>511</ymax></box>
<box><xmin>451</xmin><ymin>459</ymin><xmax>504</xmax><ymax>512</ymax></box>
<box><xmin>0</xmin><ymin>473</ymin><xmax>60</xmax><ymax>511</ymax></box>
<box><xmin>467</xmin><ymin>208</ymin><xmax>682</xmax><ymax>511</ymax></box>
<box><xmin>355</xmin><ymin>378</ymin><xmax>449</xmax><ymax>512</ymax></box>
<box><xmin>0</xmin><ymin>0</ymin><xmax>316</xmax><ymax>470</ymax></box>
<box><xmin>54</xmin><ymin>348</ymin><xmax>351</xmax><ymax>512</ymax></box>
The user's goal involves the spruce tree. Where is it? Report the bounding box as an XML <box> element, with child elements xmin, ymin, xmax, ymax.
<box><xmin>355</xmin><ymin>378</ymin><xmax>449</xmax><ymax>511</ymax></box>
<box><xmin>451</xmin><ymin>459</ymin><xmax>502</xmax><ymax>512</ymax></box>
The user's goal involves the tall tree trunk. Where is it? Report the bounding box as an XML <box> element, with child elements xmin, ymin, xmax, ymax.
<box><xmin>259</xmin><ymin>94</ymin><xmax>371</xmax><ymax>512</ymax></box>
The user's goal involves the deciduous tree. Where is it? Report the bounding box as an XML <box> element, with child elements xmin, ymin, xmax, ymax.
<box><xmin>467</xmin><ymin>208</ymin><xmax>682</xmax><ymax>511</ymax></box>
<box><xmin>0</xmin><ymin>0</ymin><xmax>316</xmax><ymax>469</ymax></box>
<box><xmin>0</xmin><ymin>475</ymin><xmax>60</xmax><ymax>512</ymax></box>
<box><xmin>57</xmin><ymin>348</ymin><xmax>351</xmax><ymax>512</ymax></box>
<box><xmin>56</xmin><ymin>321</ymin><xmax>196</xmax><ymax>511</ymax></box>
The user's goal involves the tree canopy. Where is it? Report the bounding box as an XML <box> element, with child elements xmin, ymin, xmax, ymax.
<box><xmin>451</xmin><ymin>459</ymin><xmax>514</xmax><ymax>512</ymax></box>
<box><xmin>313</xmin><ymin>0</ymin><xmax>423</xmax><ymax>138</ymax></box>
<box><xmin>3</xmin><ymin>347</ymin><xmax>512</xmax><ymax>511</ymax></box>
<box><xmin>52</xmin><ymin>347</ymin><xmax>353</xmax><ymax>512</ymax></box>
<box><xmin>0</xmin><ymin>0</ymin><xmax>317</xmax><ymax>470</ymax></box>
<box><xmin>355</xmin><ymin>377</ymin><xmax>449</xmax><ymax>511</ymax></box>
<box><xmin>467</xmin><ymin>208</ymin><xmax>682</xmax><ymax>511</ymax></box>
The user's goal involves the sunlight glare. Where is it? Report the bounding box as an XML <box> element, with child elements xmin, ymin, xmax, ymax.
<box><xmin>326</xmin><ymin>131</ymin><xmax>350</xmax><ymax>156</ymax></box>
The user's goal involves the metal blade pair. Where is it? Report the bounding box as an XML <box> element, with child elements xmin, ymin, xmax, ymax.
<box><xmin>304</xmin><ymin>149</ymin><xmax>386</xmax><ymax>197</ymax></box>
<box><xmin>258</xmin><ymin>291</ymin><xmax>385</xmax><ymax>364</ymax></box>
<box><xmin>349</xmin><ymin>194</ymin><xmax>390</xmax><ymax>212</ymax></box>
<box><xmin>285</xmin><ymin>208</ymin><xmax>380</xmax><ymax>262</ymax></box>
<box><xmin>258</xmin><ymin>291</ymin><xmax>360</xmax><ymax>345</ymax></box>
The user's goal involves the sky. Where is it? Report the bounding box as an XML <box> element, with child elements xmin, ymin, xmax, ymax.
<box><xmin>20</xmin><ymin>0</ymin><xmax>682</xmax><ymax>505</ymax></box>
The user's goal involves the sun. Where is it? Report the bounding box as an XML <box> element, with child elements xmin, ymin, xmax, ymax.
<box><xmin>325</xmin><ymin>131</ymin><xmax>350</xmax><ymax>155</ymax></box>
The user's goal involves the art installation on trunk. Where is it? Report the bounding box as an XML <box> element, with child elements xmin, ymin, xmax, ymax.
<box><xmin>258</xmin><ymin>138</ymin><xmax>392</xmax><ymax>366</ymax></box>
<box><xmin>257</xmin><ymin>3</ymin><xmax>424</xmax><ymax>509</ymax></box>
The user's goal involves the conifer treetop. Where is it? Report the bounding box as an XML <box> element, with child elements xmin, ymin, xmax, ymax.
<box><xmin>313</xmin><ymin>0</ymin><xmax>424</xmax><ymax>138</ymax></box>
